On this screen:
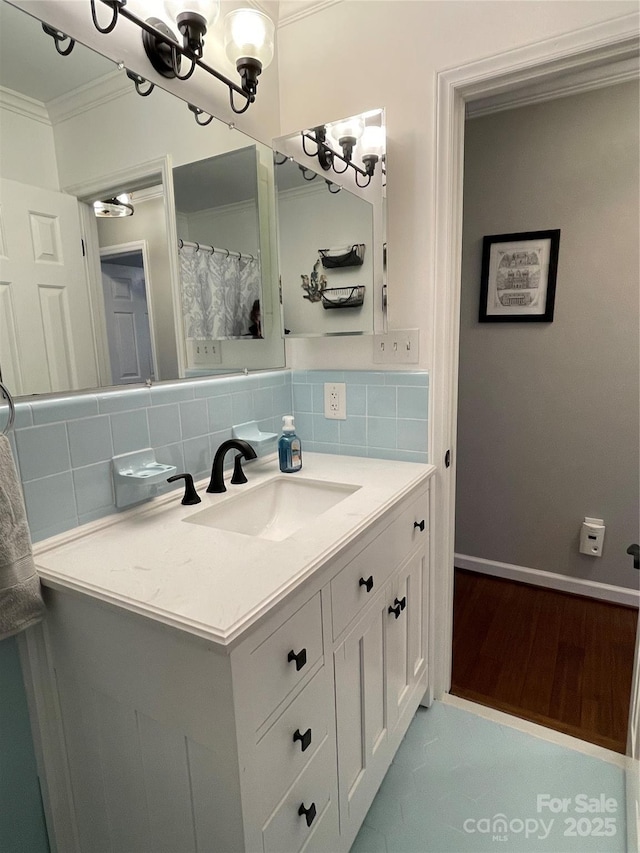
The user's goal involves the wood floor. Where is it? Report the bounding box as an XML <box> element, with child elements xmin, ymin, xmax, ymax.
<box><xmin>451</xmin><ymin>569</ymin><xmax>638</xmax><ymax>753</ymax></box>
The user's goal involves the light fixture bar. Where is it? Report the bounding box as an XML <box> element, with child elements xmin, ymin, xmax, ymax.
<box><xmin>88</xmin><ymin>0</ymin><xmax>258</xmax><ymax>114</ymax></box>
<box><xmin>301</xmin><ymin>130</ymin><xmax>373</xmax><ymax>187</ymax></box>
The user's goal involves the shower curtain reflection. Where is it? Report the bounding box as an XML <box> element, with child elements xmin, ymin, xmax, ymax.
<box><xmin>179</xmin><ymin>245</ymin><xmax>261</xmax><ymax>339</ymax></box>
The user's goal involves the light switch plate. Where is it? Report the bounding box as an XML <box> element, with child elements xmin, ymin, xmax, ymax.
<box><xmin>190</xmin><ymin>339</ymin><xmax>222</xmax><ymax>366</ymax></box>
<box><xmin>373</xmin><ymin>330</ymin><xmax>419</xmax><ymax>364</ymax></box>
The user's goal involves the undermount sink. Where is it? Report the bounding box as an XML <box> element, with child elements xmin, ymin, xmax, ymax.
<box><xmin>184</xmin><ymin>476</ymin><xmax>361</xmax><ymax>541</ymax></box>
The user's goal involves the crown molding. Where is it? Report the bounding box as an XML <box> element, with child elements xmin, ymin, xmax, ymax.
<box><xmin>467</xmin><ymin>55</ymin><xmax>638</xmax><ymax>119</ymax></box>
<box><xmin>278</xmin><ymin>0</ymin><xmax>342</xmax><ymax>28</ymax></box>
<box><xmin>131</xmin><ymin>185</ymin><xmax>164</xmax><ymax>204</ymax></box>
<box><xmin>278</xmin><ymin>179</ymin><xmax>330</xmax><ymax>200</ymax></box>
<box><xmin>47</xmin><ymin>69</ymin><xmax>131</xmax><ymax>126</ymax></box>
<box><xmin>0</xmin><ymin>86</ymin><xmax>50</xmax><ymax>125</ymax></box>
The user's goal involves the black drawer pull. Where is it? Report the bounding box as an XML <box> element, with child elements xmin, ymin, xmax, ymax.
<box><xmin>293</xmin><ymin>728</ymin><xmax>312</xmax><ymax>752</ymax></box>
<box><xmin>298</xmin><ymin>802</ymin><xmax>317</xmax><ymax>827</ymax></box>
<box><xmin>359</xmin><ymin>575</ymin><xmax>374</xmax><ymax>593</ymax></box>
<box><xmin>288</xmin><ymin>648</ymin><xmax>307</xmax><ymax>671</ymax></box>
<box><xmin>388</xmin><ymin>596</ymin><xmax>407</xmax><ymax>619</ymax></box>
<box><xmin>414</xmin><ymin>519</ymin><xmax>425</xmax><ymax>532</ymax></box>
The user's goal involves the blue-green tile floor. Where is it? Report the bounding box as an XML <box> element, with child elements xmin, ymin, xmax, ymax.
<box><xmin>351</xmin><ymin>700</ymin><xmax>626</xmax><ymax>853</ymax></box>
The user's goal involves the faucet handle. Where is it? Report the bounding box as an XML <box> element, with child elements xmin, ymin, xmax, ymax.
<box><xmin>167</xmin><ymin>473</ymin><xmax>201</xmax><ymax>505</ymax></box>
<box><xmin>230</xmin><ymin>454</ymin><xmax>248</xmax><ymax>485</ymax></box>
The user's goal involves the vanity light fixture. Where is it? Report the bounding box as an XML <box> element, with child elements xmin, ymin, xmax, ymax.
<box><xmin>301</xmin><ymin>118</ymin><xmax>384</xmax><ymax>188</ymax></box>
<box><xmin>93</xmin><ymin>194</ymin><xmax>134</xmax><ymax>218</ymax></box>
<box><xmin>273</xmin><ymin>155</ymin><xmax>341</xmax><ymax>194</ymax></box>
<box><xmin>42</xmin><ymin>1</ymin><xmax>275</xmax><ymax>116</ymax></box>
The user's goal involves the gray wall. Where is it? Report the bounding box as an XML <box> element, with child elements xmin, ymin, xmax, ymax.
<box><xmin>456</xmin><ymin>81</ymin><xmax>639</xmax><ymax>591</ymax></box>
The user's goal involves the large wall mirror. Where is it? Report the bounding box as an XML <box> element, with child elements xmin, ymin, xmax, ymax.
<box><xmin>0</xmin><ymin>0</ymin><xmax>284</xmax><ymax>399</ymax></box>
<box><xmin>274</xmin><ymin>109</ymin><xmax>386</xmax><ymax>338</ymax></box>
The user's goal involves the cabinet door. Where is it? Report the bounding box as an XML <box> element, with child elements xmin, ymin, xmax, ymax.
<box><xmin>386</xmin><ymin>544</ymin><xmax>427</xmax><ymax>735</ymax></box>
<box><xmin>334</xmin><ymin>589</ymin><xmax>391</xmax><ymax>838</ymax></box>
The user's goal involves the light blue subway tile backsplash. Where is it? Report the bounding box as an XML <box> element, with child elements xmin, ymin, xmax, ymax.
<box><xmin>291</xmin><ymin>370</ymin><xmax>429</xmax><ymax>463</ymax></box>
<box><xmin>110</xmin><ymin>409</ymin><xmax>150</xmax><ymax>455</ymax></box>
<box><xmin>367</xmin><ymin>385</ymin><xmax>397</xmax><ymax>418</ymax></box>
<box><xmin>11</xmin><ymin>371</ymin><xmax>292</xmax><ymax>542</ymax></box>
<box><xmin>10</xmin><ymin>369</ymin><xmax>427</xmax><ymax>543</ymax></box>
<box><xmin>179</xmin><ymin>398</ymin><xmax>209</xmax><ymax>440</ymax></box>
<box><xmin>67</xmin><ymin>415</ymin><xmax>113</xmax><ymax>468</ymax></box>
<box><xmin>22</xmin><ymin>472</ymin><xmax>77</xmax><ymax>540</ymax></box>
<box><xmin>31</xmin><ymin>395</ymin><xmax>98</xmax><ymax>425</ymax></box>
<box><xmin>398</xmin><ymin>386</ymin><xmax>429</xmax><ymax>420</ymax></box>
<box><xmin>15</xmin><ymin>423</ymin><xmax>71</xmax><ymax>481</ymax></box>
<box><xmin>368</xmin><ymin>416</ymin><xmax>398</xmax><ymax>450</ymax></box>
<box><xmin>148</xmin><ymin>404</ymin><xmax>182</xmax><ymax>447</ymax></box>
<box><xmin>207</xmin><ymin>394</ymin><xmax>232</xmax><ymax>432</ymax></box>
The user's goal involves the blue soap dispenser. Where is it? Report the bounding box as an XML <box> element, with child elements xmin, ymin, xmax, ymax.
<box><xmin>278</xmin><ymin>415</ymin><xmax>302</xmax><ymax>473</ymax></box>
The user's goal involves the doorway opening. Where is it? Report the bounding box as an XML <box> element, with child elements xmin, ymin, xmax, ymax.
<box><xmin>430</xmin><ymin>13</ymin><xmax>640</xmax><ymax>780</ymax></box>
<box><xmin>449</xmin><ymin>77</ymin><xmax>639</xmax><ymax>752</ymax></box>
<box><xmin>99</xmin><ymin>246</ymin><xmax>155</xmax><ymax>385</ymax></box>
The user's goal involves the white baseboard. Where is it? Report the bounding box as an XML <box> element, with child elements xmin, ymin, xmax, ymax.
<box><xmin>454</xmin><ymin>554</ymin><xmax>639</xmax><ymax>608</ymax></box>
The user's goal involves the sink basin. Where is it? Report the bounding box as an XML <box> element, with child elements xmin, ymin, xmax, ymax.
<box><xmin>184</xmin><ymin>476</ymin><xmax>360</xmax><ymax>541</ymax></box>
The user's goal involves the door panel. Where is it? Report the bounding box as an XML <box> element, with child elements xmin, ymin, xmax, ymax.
<box><xmin>101</xmin><ymin>263</ymin><xmax>154</xmax><ymax>384</ymax></box>
<box><xmin>0</xmin><ymin>178</ymin><xmax>98</xmax><ymax>395</ymax></box>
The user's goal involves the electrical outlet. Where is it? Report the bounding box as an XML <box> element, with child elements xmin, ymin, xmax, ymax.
<box><xmin>373</xmin><ymin>330</ymin><xmax>419</xmax><ymax>364</ymax></box>
<box><xmin>324</xmin><ymin>382</ymin><xmax>346</xmax><ymax>420</ymax></box>
<box><xmin>191</xmin><ymin>339</ymin><xmax>222</xmax><ymax>366</ymax></box>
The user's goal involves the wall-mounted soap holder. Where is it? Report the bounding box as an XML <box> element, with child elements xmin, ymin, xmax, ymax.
<box><xmin>112</xmin><ymin>448</ymin><xmax>177</xmax><ymax>508</ymax></box>
<box><xmin>232</xmin><ymin>421</ymin><xmax>277</xmax><ymax>456</ymax></box>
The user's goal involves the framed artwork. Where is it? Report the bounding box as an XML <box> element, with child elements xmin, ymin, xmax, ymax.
<box><xmin>479</xmin><ymin>229</ymin><xmax>560</xmax><ymax>322</ymax></box>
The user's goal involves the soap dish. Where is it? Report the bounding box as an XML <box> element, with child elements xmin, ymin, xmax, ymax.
<box><xmin>112</xmin><ymin>448</ymin><xmax>177</xmax><ymax>507</ymax></box>
<box><xmin>232</xmin><ymin>421</ymin><xmax>277</xmax><ymax>455</ymax></box>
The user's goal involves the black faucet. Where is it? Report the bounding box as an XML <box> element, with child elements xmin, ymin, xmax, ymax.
<box><xmin>207</xmin><ymin>439</ymin><xmax>257</xmax><ymax>493</ymax></box>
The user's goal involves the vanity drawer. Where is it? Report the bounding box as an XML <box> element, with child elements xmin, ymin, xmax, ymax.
<box><xmin>262</xmin><ymin>738</ymin><xmax>336</xmax><ymax>853</ymax></box>
<box><xmin>330</xmin><ymin>488</ymin><xmax>429</xmax><ymax>640</ymax></box>
<box><xmin>250</xmin><ymin>592</ymin><xmax>324</xmax><ymax>727</ymax></box>
<box><xmin>255</xmin><ymin>666</ymin><xmax>332</xmax><ymax>818</ymax></box>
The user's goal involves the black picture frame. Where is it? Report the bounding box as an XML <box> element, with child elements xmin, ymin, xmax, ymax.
<box><xmin>479</xmin><ymin>229</ymin><xmax>560</xmax><ymax>322</ymax></box>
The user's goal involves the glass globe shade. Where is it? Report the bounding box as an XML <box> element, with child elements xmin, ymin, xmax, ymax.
<box><xmin>361</xmin><ymin>125</ymin><xmax>385</xmax><ymax>158</ymax></box>
<box><xmin>164</xmin><ymin>0</ymin><xmax>220</xmax><ymax>29</ymax></box>
<box><xmin>329</xmin><ymin>117</ymin><xmax>365</xmax><ymax>146</ymax></box>
<box><xmin>223</xmin><ymin>9</ymin><xmax>275</xmax><ymax>69</ymax></box>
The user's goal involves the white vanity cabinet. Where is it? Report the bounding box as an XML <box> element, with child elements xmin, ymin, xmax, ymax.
<box><xmin>32</xmin><ymin>466</ymin><xmax>431</xmax><ymax>853</ymax></box>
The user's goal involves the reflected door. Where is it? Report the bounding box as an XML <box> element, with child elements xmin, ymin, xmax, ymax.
<box><xmin>101</xmin><ymin>257</ymin><xmax>154</xmax><ymax>385</ymax></box>
<box><xmin>0</xmin><ymin>178</ymin><xmax>98</xmax><ymax>395</ymax></box>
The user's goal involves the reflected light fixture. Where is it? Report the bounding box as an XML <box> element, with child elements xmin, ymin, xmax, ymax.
<box><xmin>93</xmin><ymin>193</ymin><xmax>134</xmax><ymax>218</ymax></box>
<box><xmin>42</xmin><ymin>1</ymin><xmax>275</xmax><ymax>116</ymax></box>
<box><xmin>301</xmin><ymin>118</ymin><xmax>384</xmax><ymax>188</ymax></box>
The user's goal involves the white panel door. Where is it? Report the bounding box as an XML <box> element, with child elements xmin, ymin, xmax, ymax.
<box><xmin>101</xmin><ymin>263</ymin><xmax>154</xmax><ymax>384</ymax></box>
<box><xmin>0</xmin><ymin>178</ymin><xmax>98</xmax><ymax>395</ymax></box>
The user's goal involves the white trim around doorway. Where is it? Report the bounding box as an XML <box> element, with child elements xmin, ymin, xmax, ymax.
<box><xmin>430</xmin><ymin>12</ymin><xmax>640</xmax><ymax>701</ymax></box>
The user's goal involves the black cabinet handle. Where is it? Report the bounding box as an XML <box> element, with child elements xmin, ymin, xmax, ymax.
<box><xmin>627</xmin><ymin>544</ymin><xmax>640</xmax><ymax>570</ymax></box>
<box><xmin>288</xmin><ymin>648</ymin><xmax>307</xmax><ymax>671</ymax></box>
<box><xmin>388</xmin><ymin>597</ymin><xmax>407</xmax><ymax>619</ymax></box>
<box><xmin>359</xmin><ymin>575</ymin><xmax>374</xmax><ymax>593</ymax></box>
<box><xmin>293</xmin><ymin>728</ymin><xmax>312</xmax><ymax>752</ymax></box>
<box><xmin>298</xmin><ymin>802</ymin><xmax>317</xmax><ymax>827</ymax></box>
<box><xmin>414</xmin><ymin>519</ymin><xmax>425</xmax><ymax>532</ymax></box>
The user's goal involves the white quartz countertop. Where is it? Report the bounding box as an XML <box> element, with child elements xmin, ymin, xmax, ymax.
<box><xmin>35</xmin><ymin>453</ymin><xmax>434</xmax><ymax>647</ymax></box>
